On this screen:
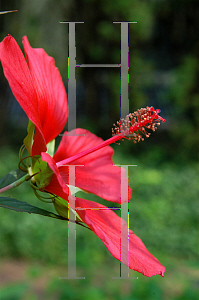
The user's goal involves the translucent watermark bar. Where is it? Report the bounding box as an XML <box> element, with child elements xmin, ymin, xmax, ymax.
<box><xmin>58</xmin><ymin>21</ymin><xmax>138</xmax><ymax>280</ymax></box>
<box><xmin>60</xmin><ymin>21</ymin><xmax>137</xmax><ymax>136</ymax></box>
<box><xmin>59</xmin><ymin>165</ymin><xmax>85</xmax><ymax>279</ymax></box>
<box><xmin>112</xmin><ymin>165</ymin><xmax>138</xmax><ymax>279</ymax></box>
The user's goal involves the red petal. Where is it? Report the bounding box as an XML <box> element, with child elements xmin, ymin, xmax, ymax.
<box><xmin>41</xmin><ymin>153</ymin><xmax>164</xmax><ymax>277</ymax></box>
<box><xmin>74</xmin><ymin>197</ymin><xmax>166</xmax><ymax>277</ymax></box>
<box><xmin>22</xmin><ymin>36</ymin><xmax>68</xmax><ymax>145</ymax></box>
<box><xmin>41</xmin><ymin>152</ymin><xmax>69</xmax><ymax>196</ymax></box>
<box><xmin>53</xmin><ymin>129</ymin><xmax>132</xmax><ymax>203</ymax></box>
<box><xmin>0</xmin><ymin>35</ymin><xmax>68</xmax><ymax>155</ymax></box>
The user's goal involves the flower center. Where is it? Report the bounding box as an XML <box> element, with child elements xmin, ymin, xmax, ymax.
<box><xmin>56</xmin><ymin>106</ymin><xmax>165</xmax><ymax>167</ymax></box>
<box><xmin>112</xmin><ymin>106</ymin><xmax>165</xmax><ymax>143</ymax></box>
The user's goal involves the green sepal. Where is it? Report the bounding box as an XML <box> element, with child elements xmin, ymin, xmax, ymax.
<box><xmin>52</xmin><ymin>196</ymin><xmax>83</xmax><ymax>222</ymax></box>
<box><xmin>31</xmin><ymin>155</ymin><xmax>53</xmax><ymax>189</ymax></box>
<box><xmin>24</xmin><ymin>120</ymin><xmax>35</xmax><ymax>155</ymax></box>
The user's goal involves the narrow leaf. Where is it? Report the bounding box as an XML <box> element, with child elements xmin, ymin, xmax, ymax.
<box><xmin>0</xmin><ymin>197</ymin><xmax>89</xmax><ymax>228</ymax></box>
<box><xmin>0</xmin><ymin>196</ymin><xmax>66</xmax><ymax>219</ymax></box>
<box><xmin>0</xmin><ymin>169</ymin><xmax>25</xmax><ymax>189</ymax></box>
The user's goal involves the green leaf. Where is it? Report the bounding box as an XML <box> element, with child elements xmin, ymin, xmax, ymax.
<box><xmin>0</xmin><ymin>197</ymin><xmax>89</xmax><ymax>229</ymax></box>
<box><xmin>0</xmin><ymin>196</ymin><xmax>66</xmax><ymax>220</ymax></box>
<box><xmin>0</xmin><ymin>169</ymin><xmax>25</xmax><ymax>189</ymax></box>
<box><xmin>52</xmin><ymin>196</ymin><xmax>83</xmax><ymax>222</ymax></box>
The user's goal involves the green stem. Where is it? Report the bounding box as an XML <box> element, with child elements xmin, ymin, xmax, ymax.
<box><xmin>0</xmin><ymin>174</ymin><xmax>30</xmax><ymax>194</ymax></box>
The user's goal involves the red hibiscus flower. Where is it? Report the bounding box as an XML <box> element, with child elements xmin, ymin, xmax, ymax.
<box><xmin>0</xmin><ymin>35</ymin><xmax>166</xmax><ymax>277</ymax></box>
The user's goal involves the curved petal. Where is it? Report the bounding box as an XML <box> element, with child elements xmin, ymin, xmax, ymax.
<box><xmin>75</xmin><ymin>197</ymin><xmax>166</xmax><ymax>277</ymax></box>
<box><xmin>41</xmin><ymin>152</ymin><xmax>69</xmax><ymax>196</ymax></box>
<box><xmin>0</xmin><ymin>35</ymin><xmax>46</xmax><ymax>153</ymax></box>
<box><xmin>45</xmin><ymin>178</ymin><xmax>165</xmax><ymax>277</ymax></box>
<box><xmin>22</xmin><ymin>36</ymin><xmax>68</xmax><ymax>145</ymax></box>
<box><xmin>53</xmin><ymin>129</ymin><xmax>132</xmax><ymax>203</ymax></box>
<box><xmin>0</xmin><ymin>35</ymin><xmax>68</xmax><ymax>155</ymax></box>
<box><xmin>41</xmin><ymin>154</ymin><xmax>165</xmax><ymax>277</ymax></box>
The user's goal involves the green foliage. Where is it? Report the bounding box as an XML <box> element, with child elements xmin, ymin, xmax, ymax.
<box><xmin>0</xmin><ymin>1</ymin><xmax>198</xmax><ymax>298</ymax></box>
<box><xmin>0</xmin><ymin>148</ymin><xmax>198</xmax><ymax>263</ymax></box>
<box><xmin>128</xmin><ymin>163</ymin><xmax>199</xmax><ymax>259</ymax></box>
<box><xmin>0</xmin><ymin>146</ymin><xmax>198</xmax><ymax>299</ymax></box>
<box><xmin>0</xmin><ymin>283</ymin><xmax>28</xmax><ymax>300</ymax></box>
<box><xmin>0</xmin><ymin>197</ymin><xmax>65</xmax><ymax>220</ymax></box>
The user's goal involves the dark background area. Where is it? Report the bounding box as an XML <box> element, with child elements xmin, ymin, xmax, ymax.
<box><xmin>0</xmin><ymin>1</ymin><xmax>198</xmax><ymax>300</ymax></box>
<box><xmin>0</xmin><ymin>0</ymin><xmax>198</xmax><ymax>164</ymax></box>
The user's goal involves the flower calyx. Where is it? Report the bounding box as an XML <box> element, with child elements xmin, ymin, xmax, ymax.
<box><xmin>30</xmin><ymin>155</ymin><xmax>53</xmax><ymax>190</ymax></box>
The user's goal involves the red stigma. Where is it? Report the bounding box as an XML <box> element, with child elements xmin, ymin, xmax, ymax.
<box><xmin>112</xmin><ymin>106</ymin><xmax>165</xmax><ymax>144</ymax></box>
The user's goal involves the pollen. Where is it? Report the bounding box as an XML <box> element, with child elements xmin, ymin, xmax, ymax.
<box><xmin>112</xmin><ymin>106</ymin><xmax>165</xmax><ymax>143</ymax></box>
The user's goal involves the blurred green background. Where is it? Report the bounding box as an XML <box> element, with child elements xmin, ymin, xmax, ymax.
<box><xmin>0</xmin><ymin>0</ymin><xmax>198</xmax><ymax>299</ymax></box>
